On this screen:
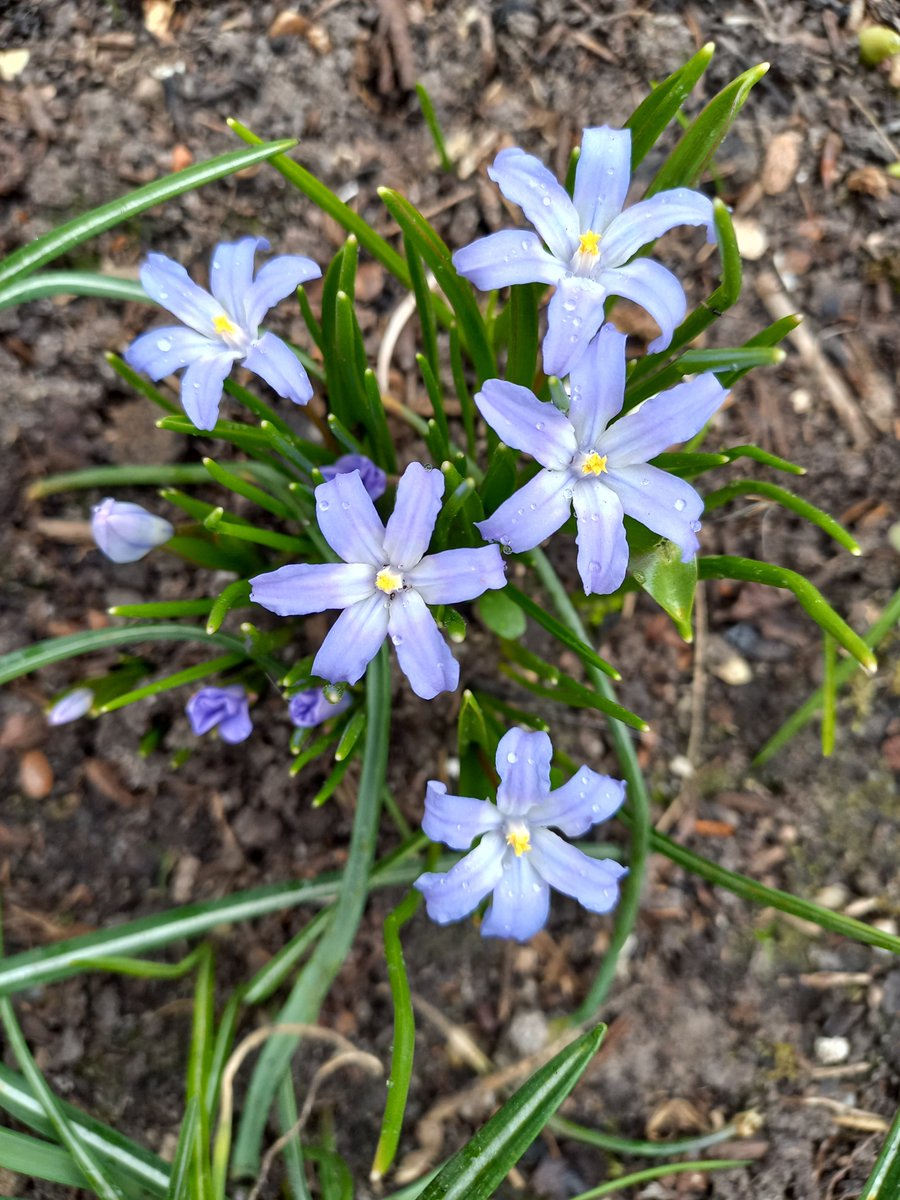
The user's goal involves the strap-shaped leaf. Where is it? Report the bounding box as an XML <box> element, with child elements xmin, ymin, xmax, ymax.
<box><xmin>0</xmin><ymin>1127</ymin><xmax>88</xmax><ymax>1189</ymax></box>
<box><xmin>0</xmin><ymin>271</ymin><xmax>147</xmax><ymax>309</ymax></box>
<box><xmin>96</xmin><ymin>652</ymin><xmax>244</xmax><ymax>715</ymax></box>
<box><xmin>629</xmin><ymin>539</ymin><xmax>697</xmax><ymax>641</ymax></box>
<box><xmin>625</xmin><ymin>42</ymin><xmax>715</xmax><ymax>168</ymax></box>
<box><xmin>504</xmin><ymin>582</ymin><xmax>620</xmax><ymax>679</ymax></box>
<box><xmin>859</xmin><ymin>1105</ymin><xmax>900</xmax><ymax>1200</ymax></box>
<box><xmin>703</xmin><ymin>479</ymin><xmax>861</xmax><ymax>556</ymax></box>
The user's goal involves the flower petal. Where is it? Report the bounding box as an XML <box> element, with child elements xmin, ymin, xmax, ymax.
<box><xmin>542</xmin><ymin>275</ymin><xmax>608</xmax><ymax>379</ymax></box>
<box><xmin>531</xmin><ymin>828</ymin><xmax>626</xmax><ymax>913</ymax></box>
<box><xmin>567</xmin><ymin>323</ymin><xmax>627</xmax><ymax>447</ymax></box>
<box><xmin>406</xmin><ymin>545</ymin><xmax>506</xmax><ymax>605</ymax></box>
<box><xmin>481</xmin><ymin>854</ymin><xmax>550</xmax><ymax>941</ymax></box>
<box><xmin>487</xmin><ymin>147</ymin><xmax>580</xmax><ymax>261</ymax></box>
<box><xmin>91</xmin><ymin>498</ymin><xmax>173</xmax><ymax>563</ymax></box>
<box><xmin>476</xmin><ymin>468</ymin><xmax>572</xmax><ymax>554</ymax></box>
<box><xmin>124</xmin><ymin>326</ymin><xmax>214</xmax><ymax>380</ymax></box>
<box><xmin>218</xmin><ymin>706</ymin><xmax>254</xmax><ymax>744</ymax></box>
<box><xmin>604</xmin><ymin>463</ymin><xmax>704</xmax><ymax>560</ymax></box>
<box><xmin>496</xmin><ymin>728</ymin><xmax>552</xmax><ymax>817</ymax></box>
<box><xmin>388</xmin><ymin>589</ymin><xmax>459</xmax><ymax>699</ymax></box>
<box><xmin>209</xmin><ymin>237</ymin><xmax>268</xmax><ymax>326</ymax></box>
<box><xmin>313</xmin><ymin>592</ymin><xmax>390</xmax><ymax>685</ymax></box>
<box><xmin>572</xmin><ymin>479</ymin><xmax>629</xmax><ymax>595</ymax></box>
<box><xmin>451</xmin><ymin>230</ymin><xmax>566</xmax><ymax>290</ymax></box>
<box><xmin>422</xmin><ymin>780</ymin><xmax>503</xmax><ymax>849</ymax></box>
<box><xmin>180</xmin><ymin>351</ymin><xmax>236</xmax><ymax>430</ymax></box>
<box><xmin>314</xmin><ymin>471</ymin><xmax>386</xmax><ymax>567</ymax></box>
<box><xmin>414</xmin><ymin>831</ymin><xmax>507</xmax><ymax>924</ymax></box>
<box><xmin>242</xmin><ymin>331</ymin><xmax>313</xmax><ymax>406</ymax></box>
<box><xmin>250</xmin><ymin>562</ymin><xmax>376</xmax><ymax>616</ymax></box>
<box><xmin>573</xmin><ymin>126</ymin><xmax>632</xmax><ymax>234</ymax></box>
<box><xmin>140</xmin><ymin>253</ymin><xmax>222</xmax><ymax>337</ymax></box>
<box><xmin>319</xmin><ymin>454</ymin><xmax>387</xmax><ymax>501</ymax></box>
<box><xmin>602</xmin><ymin>373</ymin><xmax>728</xmax><ymax>466</ymax></box>
<box><xmin>528</xmin><ymin>769</ymin><xmax>625</xmax><ymax>837</ymax></box>
<box><xmin>475</xmin><ymin>379</ymin><xmax>577</xmax><ymax>470</ymax></box>
<box><xmin>600</xmin><ymin>187</ymin><xmax>715</xmax><ymax>268</ymax></box>
<box><xmin>245</xmin><ymin>254</ymin><xmax>322</xmax><ymax>328</ymax></box>
<box><xmin>382</xmin><ymin>462</ymin><xmax>443</xmax><ymax>571</ymax></box>
<box><xmin>600</xmin><ymin>258</ymin><xmax>686</xmax><ymax>353</ymax></box>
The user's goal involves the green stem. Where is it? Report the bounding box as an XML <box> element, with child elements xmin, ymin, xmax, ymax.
<box><xmin>859</xmin><ymin>1104</ymin><xmax>900</xmax><ymax>1200</ymax></box>
<box><xmin>569</xmin><ymin>1158</ymin><xmax>749</xmax><ymax>1199</ymax></box>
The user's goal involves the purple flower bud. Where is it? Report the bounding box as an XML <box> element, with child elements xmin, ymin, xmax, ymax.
<box><xmin>185</xmin><ymin>685</ymin><xmax>252</xmax><ymax>744</ymax></box>
<box><xmin>47</xmin><ymin>687</ymin><xmax>93</xmax><ymax>725</ymax></box>
<box><xmin>91</xmin><ymin>498</ymin><xmax>174</xmax><ymax>563</ymax></box>
<box><xmin>319</xmin><ymin>455</ymin><xmax>387</xmax><ymax>501</ymax></box>
<box><xmin>288</xmin><ymin>687</ymin><xmax>351</xmax><ymax>728</ymax></box>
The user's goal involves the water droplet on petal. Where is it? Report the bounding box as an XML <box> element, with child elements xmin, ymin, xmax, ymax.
<box><xmin>541</xmin><ymin>195</ymin><xmax>551</xmax><ymax>206</ymax></box>
<box><xmin>521</xmin><ymin>239</ymin><xmax>530</xmax><ymax>251</ymax></box>
<box><xmin>690</xmin><ymin>519</ymin><xmax>702</xmax><ymax>532</ymax></box>
<box><xmin>535</xmin><ymin>421</ymin><xmax>544</xmax><ymax>431</ymax></box>
<box><xmin>640</xmin><ymin>477</ymin><xmax>650</xmax><ymax>487</ymax></box>
<box><xmin>506</xmin><ymin>751</ymin><xmax>518</xmax><ymax>764</ymax></box>
<box><xmin>156</xmin><ymin>337</ymin><xmax>172</xmax><ymax>352</ymax></box>
<box><xmin>341</xmin><ymin>501</ymin><xmax>350</xmax><ymax>510</ymax></box>
<box><xmin>318</xmin><ymin>499</ymin><xmax>330</xmax><ymax>511</ymax></box>
<box><xmin>674</xmin><ymin>497</ymin><xmax>686</xmax><ymax>511</ymax></box>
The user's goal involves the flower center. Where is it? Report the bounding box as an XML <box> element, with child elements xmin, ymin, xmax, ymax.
<box><xmin>578</xmin><ymin>230</ymin><xmax>601</xmax><ymax>256</ymax></box>
<box><xmin>581</xmin><ymin>451</ymin><xmax>608</xmax><ymax>476</ymax></box>
<box><xmin>375</xmin><ymin>566</ymin><xmax>404</xmax><ymax>594</ymax></box>
<box><xmin>505</xmin><ymin>823</ymin><xmax>532</xmax><ymax>857</ymax></box>
<box><xmin>213</xmin><ymin>313</ymin><xmax>239</xmax><ymax>337</ymax></box>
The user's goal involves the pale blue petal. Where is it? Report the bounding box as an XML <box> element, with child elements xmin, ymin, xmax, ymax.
<box><xmin>531</xmin><ymin>828</ymin><xmax>626</xmax><ymax>913</ymax></box>
<box><xmin>124</xmin><ymin>326</ymin><xmax>213</xmax><ymax>380</ymax></box>
<box><xmin>573</xmin><ymin>126</ymin><xmax>632</xmax><ymax>234</ymax></box>
<box><xmin>179</xmin><ymin>351</ymin><xmax>236</xmax><ymax>430</ymax></box>
<box><xmin>140</xmin><ymin>253</ymin><xmax>222</xmax><ymax>337</ymax></box>
<box><xmin>249</xmin><ymin>562</ymin><xmax>375</xmax><ymax>616</ymax></box>
<box><xmin>388</xmin><ymin>589</ymin><xmax>459</xmax><ymax>699</ymax></box>
<box><xmin>604</xmin><ymin>463</ymin><xmax>704</xmax><ymax>560</ymax></box>
<box><xmin>601</xmin><ymin>373</ymin><xmax>728</xmax><ymax>466</ymax></box>
<box><xmin>242</xmin><ymin>331</ymin><xmax>313</xmax><ymax>406</ymax></box>
<box><xmin>475</xmin><ymin>379</ymin><xmax>577</xmax><ymax>470</ymax></box>
<box><xmin>600</xmin><ymin>258</ymin><xmax>686</xmax><ymax>353</ymax></box>
<box><xmin>313</xmin><ymin>592</ymin><xmax>390</xmax><ymax>685</ymax></box>
<box><xmin>600</xmin><ymin>187</ymin><xmax>715</xmax><ymax>268</ymax></box>
<box><xmin>528</xmin><ymin>769</ymin><xmax>625</xmax><ymax>837</ymax></box>
<box><xmin>422</xmin><ymin>780</ymin><xmax>502</xmax><ymax>849</ymax></box>
<box><xmin>567</xmin><ymin>323</ymin><xmax>627</xmax><ymax>448</ymax></box>
<box><xmin>383</xmin><ymin>462</ymin><xmax>443</xmax><ymax>571</ymax></box>
<box><xmin>414</xmin><ymin>832</ymin><xmax>506</xmax><ymax>924</ymax></box>
<box><xmin>218</xmin><ymin>706</ymin><xmax>254</xmax><ymax>744</ymax></box>
<box><xmin>542</xmin><ymin>275</ymin><xmax>608</xmax><ymax>379</ymax></box>
<box><xmin>91</xmin><ymin>498</ymin><xmax>173</xmax><ymax>563</ymax></box>
<box><xmin>246</xmin><ymin>254</ymin><xmax>322</xmax><ymax>328</ymax></box>
<box><xmin>452</xmin><ymin>230</ymin><xmax>566</xmax><ymax>290</ymax></box>
<box><xmin>406</xmin><ymin>545</ymin><xmax>506</xmax><ymax>605</ymax></box>
<box><xmin>488</xmin><ymin>147</ymin><xmax>580</xmax><ymax>262</ymax></box>
<box><xmin>496</xmin><ymin>728</ymin><xmax>552</xmax><ymax>817</ymax></box>
<box><xmin>476</xmin><ymin>468</ymin><xmax>572</xmax><ymax>554</ymax></box>
<box><xmin>572</xmin><ymin>479</ymin><xmax>629</xmax><ymax>595</ymax></box>
<box><xmin>315</xmin><ymin>471</ymin><xmax>385</xmax><ymax>567</ymax></box>
<box><xmin>209</xmin><ymin>237</ymin><xmax>267</xmax><ymax>326</ymax></box>
<box><xmin>481</xmin><ymin>853</ymin><xmax>550</xmax><ymax>941</ymax></box>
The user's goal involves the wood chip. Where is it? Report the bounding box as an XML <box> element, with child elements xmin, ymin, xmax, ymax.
<box><xmin>83</xmin><ymin>758</ymin><xmax>137</xmax><ymax>807</ymax></box>
<box><xmin>143</xmin><ymin>0</ymin><xmax>176</xmax><ymax>44</ymax></box>
<box><xmin>762</xmin><ymin>130</ymin><xmax>803</xmax><ymax>195</ymax></box>
<box><xmin>846</xmin><ymin>165</ymin><xmax>890</xmax><ymax>200</ymax></box>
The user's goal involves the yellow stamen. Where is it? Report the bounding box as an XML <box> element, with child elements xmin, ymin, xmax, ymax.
<box><xmin>375</xmin><ymin>566</ymin><xmax>403</xmax><ymax>594</ymax></box>
<box><xmin>505</xmin><ymin>825</ymin><xmax>532</xmax><ymax>857</ymax></box>
<box><xmin>581</xmin><ymin>451</ymin><xmax>608</xmax><ymax>476</ymax></box>
<box><xmin>578</xmin><ymin>230</ymin><xmax>601</xmax><ymax>256</ymax></box>
<box><xmin>213</xmin><ymin>313</ymin><xmax>238</xmax><ymax>336</ymax></box>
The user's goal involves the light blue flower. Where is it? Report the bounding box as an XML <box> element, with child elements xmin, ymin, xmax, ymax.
<box><xmin>47</xmin><ymin>688</ymin><xmax>93</xmax><ymax>726</ymax></box>
<box><xmin>452</xmin><ymin>126</ymin><xmax>714</xmax><ymax>378</ymax></box>
<box><xmin>250</xmin><ymin>464</ymin><xmax>507</xmax><ymax>700</ymax></box>
<box><xmin>289</xmin><ymin>687</ymin><xmax>352</xmax><ymax>728</ymax></box>
<box><xmin>125</xmin><ymin>237</ymin><xmax>321</xmax><ymax>430</ymax></box>
<box><xmin>475</xmin><ymin>325</ymin><xmax>728</xmax><ymax>594</ymax></box>
<box><xmin>319</xmin><ymin>453</ymin><xmax>387</xmax><ymax>501</ymax></box>
<box><xmin>186</xmin><ymin>685</ymin><xmax>252</xmax><ymax>744</ymax></box>
<box><xmin>415</xmin><ymin>727</ymin><xmax>626</xmax><ymax>941</ymax></box>
<box><xmin>91</xmin><ymin>497</ymin><xmax>174</xmax><ymax>563</ymax></box>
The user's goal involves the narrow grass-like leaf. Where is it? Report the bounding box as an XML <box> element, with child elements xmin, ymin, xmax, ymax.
<box><xmin>206</xmin><ymin>579</ymin><xmax>252</xmax><ymax>635</ymax></box>
<box><xmin>475</xmin><ymin>691</ymin><xmax>550</xmax><ymax>733</ymax></box>
<box><xmin>568</xmin><ymin>1159</ymin><xmax>749</xmax><ymax>1199</ymax></box>
<box><xmin>106</xmin><ymin>350</ymin><xmax>183</xmax><ymax>414</ymax></box>
<box><xmin>415</xmin><ymin>82</ymin><xmax>453</xmax><ymax>172</ymax></box>
<box><xmin>504</xmin><ymin>581</ymin><xmax>620</xmax><ymax>679</ymax></box>
<box><xmin>202</xmin><ymin>457</ymin><xmax>293</xmax><ymax>519</ymax></box>
<box><xmin>334</xmin><ymin>708</ymin><xmax>366</xmax><ymax>762</ymax></box>
<box><xmin>551</xmin><ymin>1114</ymin><xmax>746</xmax><ymax>1159</ymax></box>
<box><xmin>406</xmin><ymin>237</ymin><xmax>440</xmax><ymax>376</ymax></box>
<box><xmin>108</xmin><ymin>599</ymin><xmax>214</xmax><ymax>619</ymax></box>
<box><xmin>480</xmin><ymin>442</ymin><xmax>518</xmax><ymax>514</ymax></box>
<box><xmin>476</xmin><ymin>590</ymin><xmax>527</xmax><ymax>640</ymax></box>
<box><xmin>97</xmin><ymin>653</ymin><xmax>244</xmax><ymax>714</ymax></box>
<box><xmin>363</xmin><ymin>368</ymin><xmax>398</xmax><ymax>473</ymax></box>
<box><xmin>652</xmin><ymin>451</ymin><xmax>729</xmax><ymax>476</ymax></box>
<box><xmin>201</xmin><ymin>515</ymin><xmax>307</xmax><ymax>554</ymax></box>
<box><xmin>244</xmin><ymin>912</ymin><xmax>329</xmax><ymax>1006</ymax></box>
<box><xmin>156</xmin><ymin>413</ymin><xmax>276</xmax><ymax>456</ymax></box>
<box><xmin>449</xmin><ymin>323</ymin><xmax>476</xmax><ymax>455</ymax></box>
<box><xmin>625</xmin><ymin>42</ymin><xmax>715</xmax><ymax>168</ymax></box>
<box><xmin>859</xmin><ymin>1104</ymin><xmax>900</xmax><ymax>1200</ymax></box>
<box><xmin>312</xmin><ymin>751</ymin><xmax>356</xmax><ymax>808</ymax></box>
<box><xmin>506</xmin><ymin>283</ymin><xmax>540</xmax><ymax>388</ymax></box>
<box><xmin>0</xmin><ymin>1127</ymin><xmax>88</xmax><ymax>1189</ymax></box>
<box><xmin>504</xmin><ymin>663</ymin><xmax>648</xmax><ymax>731</ymax></box>
<box><xmin>416</xmin><ymin>356</ymin><xmax>450</xmax><ymax>464</ymax></box>
<box><xmin>69</xmin><ymin>948</ymin><xmax>202</xmax><ymax>979</ymax></box>
<box><xmin>0</xmin><ymin>271</ymin><xmax>148</xmax><ymax>310</ymax></box>
<box><xmin>277</xmin><ymin>1075</ymin><xmax>311</xmax><ymax>1200</ymax></box>
<box><xmin>821</xmin><ymin>634</ymin><xmax>837</xmax><ymax>756</ymax></box>
<box><xmin>165</xmin><ymin>1099</ymin><xmax>199</xmax><ymax>1200</ymax></box>
<box><xmin>721</xmin><ymin>443</ymin><xmax>805</xmax><ymax>475</ymax></box>
<box><xmin>188</xmin><ymin>946</ymin><xmax>216</xmax><ymax>1200</ymax></box>
<box><xmin>29</xmin><ymin>461</ymin><xmax>209</xmax><ymax>500</ymax></box>
<box><xmin>703</xmin><ymin>479</ymin><xmax>861</xmax><ymax>555</ymax></box>
<box><xmin>717</xmin><ymin>314</ymin><xmax>801</xmax><ymax>388</ymax></box>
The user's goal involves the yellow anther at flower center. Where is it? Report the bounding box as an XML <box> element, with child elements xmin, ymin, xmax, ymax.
<box><xmin>578</xmin><ymin>230</ymin><xmax>601</xmax><ymax>256</ymax></box>
<box><xmin>375</xmin><ymin>566</ymin><xmax>403</xmax><ymax>594</ymax></box>
<box><xmin>213</xmin><ymin>313</ymin><xmax>238</xmax><ymax>336</ymax></box>
<box><xmin>505</xmin><ymin>825</ymin><xmax>532</xmax><ymax>857</ymax></box>
<box><xmin>581</xmin><ymin>451</ymin><xmax>608</xmax><ymax>476</ymax></box>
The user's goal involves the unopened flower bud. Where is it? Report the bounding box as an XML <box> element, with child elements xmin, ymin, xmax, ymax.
<box><xmin>91</xmin><ymin>498</ymin><xmax>174</xmax><ymax>563</ymax></box>
<box><xmin>47</xmin><ymin>687</ymin><xmax>93</xmax><ymax>725</ymax></box>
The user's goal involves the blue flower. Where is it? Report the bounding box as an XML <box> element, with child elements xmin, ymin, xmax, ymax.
<box><xmin>47</xmin><ymin>688</ymin><xmax>93</xmax><ymax>726</ymax></box>
<box><xmin>125</xmin><ymin>237</ymin><xmax>321</xmax><ymax>430</ymax></box>
<box><xmin>415</xmin><ymin>728</ymin><xmax>626</xmax><ymax>941</ymax></box>
<box><xmin>289</xmin><ymin>687</ymin><xmax>352</xmax><ymax>728</ymax></box>
<box><xmin>475</xmin><ymin>325</ymin><xmax>728</xmax><ymax>594</ymax></box>
<box><xmin>319</xmin><ymin>453</ymin><xmax>387</xmax><ymax>501</ymax></box>
<box><xmin>91</xmin><ymin>497</ymin><xmax>174</xmax><ymax>563</ymax></box>
<box><xmin>186</xmin><ymin>685</ymin><xmax>252</xmax><ymax>744</ymax></box>
<box><xmin>452</xmin><ymin>126</ymin><xmax>714</xmax><ymax>378</ymax></box>
<box><xmin>250</xmin><ymin>463</ymin><xmax>507</xmax><ymax>700</ymax></box>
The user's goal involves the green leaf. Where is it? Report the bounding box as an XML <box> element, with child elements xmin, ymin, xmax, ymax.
<box><xmin>0</xmin><ymin>272</ymin><xmax>148</xmax><ymax>310</ymax></box>
<box><xmin>202</xmin><ymin>457</ymin><xmax>293</xmax><ymax>520</ymax></box>
<box><xmin>415</xmin><ymin>82</ymin><xmax>454</xmax><ymax>172</ymax></box>
<box><xmin>476</xmin><ymin>590</ymin><xmax>527</xmax><ymax>640</ymax></box>
<box><xmin>29</xmin><ymin>461</ymin><xmax>211</xmax><ymax>499</ymax></box>
<box><xmin>0</xmin><ymin>1127</ymin><xmax>88</xmax><ymax>1189</ymax></box>
<box><xmin>506</xmin><ymin>283</ymin><xmax>540</xmax><ymax>388</ymax></box>
<box><xmin>629</xmin><ymin>539</ymin><xmax>697</xmax><ymax>641</ymax></box>
<box><xmin>334</xmin><ymin>708</ymin><xmax>366</xmax><ymax>762</ymax></box>
<box><xmin>721</xmin><ymin>443</ymin><xmax>805</xmax><ymax>476</ymax></box>
<box><xmin>418</xmin><ymin>1025</ymin><xmax>606</xmax><ymax>1200</ymax></box>
<box><xmin>206</xmin><ymin>579</ymin><xmax>252</xmax><ymax>635</ymax></box>
<box><xmin>480</xmin><ymin>442</ymin><xmax>518</xmax><ymax>514</ymax></box>
<box><xmin>97</xmin><ymin>653</ymin><xmax>244</xmax><ymax>715</ymax></box>
<box><xmin>625</xmin><ymin>42</ymin><xmax>715</xmax><ymax>168</ymax></box>
<box><xmin>457</xmin><ymin>689</ymin><xmax>491</xmax><ymax>754</ymax></box>
<box><xmin>0</xmin><ymin>140</ymin><xmax>296</xmax><ymax>291</ymax></box>
<box><xmin>859</xmin><ymin>1104</ymin><xmax>900</xmax><ymax>1200</ymax></box>
<box><xmin>504</xmin><ymin>581</ymin><xmax>620</xmax><ymax>680</ymax></box>
<box><xmin>188</xmin><ymin>946</ymin><xmax>215</xmax><ymax>1200</ymax></box>
<box><xmin>165</xmin><ymin>1099</ymin><xmax>199</xmax><ymax>1200</ymax></box>
<box><xmin>703</xmin><ymin>479</ymin><xmax>861</xmax><ymax>556</ymax></box>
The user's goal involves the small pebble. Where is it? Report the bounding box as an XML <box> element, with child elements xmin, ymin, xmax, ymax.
<box><xmin>814</xmin><ymin>1035</ymin><xmax>850</xmax><ymax>1065</ymax></box>
<box><xmin>19</xmin><ymin>749</ymin><xmax>53</xmax><ymax>799</ymax></box>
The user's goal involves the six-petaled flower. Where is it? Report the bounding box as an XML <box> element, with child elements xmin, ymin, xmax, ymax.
<box><xmin>186</xmin><ymin>685</ymin><xmax>253</xmax><ymax>744</ymax></box>
<box><xmin>249</xmin><ymin>464</ymin><xmax>507</xmax><ymax>700</ymax></box>
<box><xmin>475</xmin><ymin>325</ymin><xmax>728</xmax><ymax>594</ymax></box>
<box><xmin>415</xmin><ymin>728</ymin><xmax>627</xmax><ymax>941</ymax></box>
<box><xmin>289</xmin><ymin>686</ymin><xmax>352</xmax><ymax>728</ymax></box>
<box><xmin>452</xmin><ymin>126</ymin><xmax>714</xmax><ymax>378</ymax></box>
<box><xmin>125</xmin><ymin>237</ymin><xmax>321</xmax><ymax>430</ymax></box>
<box><xmin>91</xmin><ymin>498</ymin><xmax>174</xmax><ymax>563</ymax></box>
